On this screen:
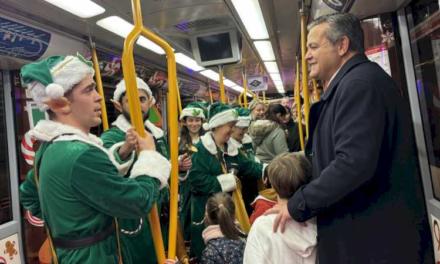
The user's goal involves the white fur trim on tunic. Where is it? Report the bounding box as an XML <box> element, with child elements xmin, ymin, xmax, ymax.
<box><xmin>108</xmin><ymin>141</ymin><xmax>135</xmax><ymax>176</ymax></box>
<box><xmin>30</xmin><ymin>120</ymin><xmax>134</xmax><ymax>174</ymax></box>
<box><xmin>130</xmin><ymin>150</ymin><xmax>171</xmax><ymax>189</ymax></box>
<box><xmin>242</xmin><ymin>133</ymin><xmax>253</xmax><ymax>144</ymax></box>
<box><xmin>200</xmin><ymin>132</ymin><xmax>239</xmax><ymax>156</ymax></box>
<box><xmin>180</xmin><ymin>107</ymin><xmax>205</xmax><ymax>120</ymax></box>
<box><xmin>112</xmin><ymin>115</ymin><xmax>164</xmax><ymax>139</ymax></box>
<box><xmin>217</xmin><ymin>173</ymin><xmax>236</xmax><ymax>192</ymax></box>
<box><xmin>205</xmin><ymin>109</ymin><xmax>237</xmax><ymax>130</ymax></box>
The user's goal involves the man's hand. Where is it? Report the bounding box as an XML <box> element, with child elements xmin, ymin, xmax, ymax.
<box><xmin>178</xmin><ymin>153</ymin><xmax>192</xmax><ymax>171</ymax></box>
<box><xmin>119</xmin><ymin>128</ymin><xmax>137</xmax><ymax>160</ymax></box>
<box><xmin>264</xmin><ymin>199</ymin><xmax>293</xmax><ymax>233</ymax></box>
<box><xmin>137</xmin><ymin>130</ymin><xmax>156</xmax><ymax>151</ymax></box>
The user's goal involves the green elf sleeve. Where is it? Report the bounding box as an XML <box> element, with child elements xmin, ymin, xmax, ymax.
<box><xmin>234</xmin><ymin>152</ymin><xmax>266</xmax><ymax>181</ymax></box>
<box><xmin>188</xmin><ymin>150</ymin><xmax>223</xmax><ymax>195</ymax></box>
<box><xmin>19</xmin><ymin>169</ymin><xmax>41</xmax><ymax>218</ymax></box>
<box><xmin>71</xmin><ymin>147</ymin><xmax>170</xmax><ymax>219</ymax></box>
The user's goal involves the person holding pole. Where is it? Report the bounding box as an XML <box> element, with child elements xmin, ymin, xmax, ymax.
<box><xmin>19</xmin><ymin>55</ymin><xmax>170</xmax><ymax>264</ymax></box>
<box><xmin>100</xmin><ymin>77</ymin><xmax>171</xmax><ymax>264</ymax></box>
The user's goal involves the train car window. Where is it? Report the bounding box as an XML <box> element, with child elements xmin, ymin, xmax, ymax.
<box><xmin>406</xmin><ymin>0</ymin><xmax>440</xmax><ymax>199</ymax></box>
<box><xmin>0</xmin><ymin>71</ymin><xmax>13</xmax><ymax>225</ymax></box>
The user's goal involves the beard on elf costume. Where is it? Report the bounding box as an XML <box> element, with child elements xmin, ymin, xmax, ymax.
<box><xmin>19</xmin><ymin>54</ymin><xmax>170</xmax><ymax>264</ymax></box>
<box><xmin>100</xmin><ymin>77</ymin><xmax>170</xmax><ymax>264</ymax></box>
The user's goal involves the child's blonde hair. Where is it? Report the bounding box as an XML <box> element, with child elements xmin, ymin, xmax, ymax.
<box><xmin>267</xmin><ymin>152</ymin><xmax>312</xmax><ymax>199</ymax></box>
<box><xmin>205</xmin><ymin>193</ymin><xmax>241</xmax><ymax>240</ymax></box>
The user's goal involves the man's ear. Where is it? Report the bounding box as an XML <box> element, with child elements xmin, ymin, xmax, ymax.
<box><xmin>45</xmin><ymin>97</ymin><xmax>71</xmax><ymax>114</ymax></box>
<box><xmin>338</xmin><ymin>36</ymin><xmax>350</xmax><ymax>56</ymax></box>
<box><xmin>111</xmin><ymin>99</ymin><xmax>123</xmax><ymax>113</ymax></box>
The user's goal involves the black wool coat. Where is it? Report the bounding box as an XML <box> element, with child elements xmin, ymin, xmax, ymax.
<box><xmin>288</xmin><ymin>54</ymin><xmax>434</xmax><ymax>263</ymax></box>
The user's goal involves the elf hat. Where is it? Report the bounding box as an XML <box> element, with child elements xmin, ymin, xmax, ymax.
<box><xmin>235</xmin><ymin>107</ymin><xmax>251</xmax><ymax>128</ymax></box>
<box><xmin>180</xmin><ymin>102</ymin><xmax>206</xmax><ymax>120</ymax></box>
<box><xmin>113</xmin><ymin>77</ymin><xmax>155</xmax><ymax>104</ymax></box>
<box><xmin>20</xmin><ymin>54</ymin><xmax>94</xmax><ymax>110</ymax></box>
<box><xmin>203</xmin><ymin>102</ymin><xmax>238</xmax><ymax>130</ymax></box>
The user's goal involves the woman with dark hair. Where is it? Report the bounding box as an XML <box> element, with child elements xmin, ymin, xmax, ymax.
<box><xmin>178</xmin><ymin>102</ymin><xmax>207</xmax><ymax>241</ymax></box>
<box><xmin>248</xmin><ymin>103</ymin><xmax>289</xmax><ymax>163</ymax></box>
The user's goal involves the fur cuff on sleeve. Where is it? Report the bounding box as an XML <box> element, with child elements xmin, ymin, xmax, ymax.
<box><xmin>130</xmin><ymin>150</ymin><xmax>171</xmax><ymax>189</ymax></box>
<box><xmin>217</xmin><ymin>173</ymin><xmax>237</xmax><ymax>192</ymax></box>
<box><xmin>261</xmin><ymin>163</ymin><xmax>268</xmax><ymax>180</ymax></box>
<box><xmin>108</xmin><ymin>142</ymin><xmax>135</xmax><ymax>176</ymax></box>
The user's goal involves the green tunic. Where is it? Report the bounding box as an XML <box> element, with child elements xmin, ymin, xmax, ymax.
<box><xmin>178</xmin><ymin>137</ymin><xmax>200</xmax><ymax>242</ymax></box>
<box><xmin>100</xmin><ymin>115</ymin><xmax>170</xmax><ymax>264</ymax></box>
<box><xmin>19</xmin><ymin>121</ymin><xmax>163</xmax><ymax>264</ymax></box>
<box><xmin>231</xmin><ymin>134</ymin><xmax>261</xmax><ymax>214</ymax></box>
<box><xmin>188</xmin><ymin>132</ymin><xmax>263</xmax><ymax>259</ymax></box>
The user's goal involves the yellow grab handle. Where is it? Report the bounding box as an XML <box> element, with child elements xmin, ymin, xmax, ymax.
<box><xmin>122</xmin><ymin>0</ymin><xmax>180</xmax><ymax>261</ymax></box>
<box><xmin>294</xmin><ymin>59</ymin><xmax>305</xmax><ymax>151</ymax></box>
<box><xmin>300</xmin><ymin>10</ymin><xmax>310</xmax><ymax>139</ymax></box>
<box><xmin>90</xmin><ymin>45</ymin><xmax>109</xmax><ymax>131</ymax></box>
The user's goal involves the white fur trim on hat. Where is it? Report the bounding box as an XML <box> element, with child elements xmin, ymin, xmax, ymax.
<box><xmin>235</xmin><ymin>115</ymin><xmax>251</xmax><ymax>127</ymax></box>
<box><xmin>51</xmin><ymin>56</ymin><xmax>95</xmax><ymax>94</ymax></box>
<box><xmin>28</xmin><ymin>56</ymin><xmax>94</xmax><ymax>110</ymax></box>
<box><xmin>206</xmin><ymin>109</ymin><xmax>237</xmax><ymax>130</ymax></box>
<box><xmin>45</xmin><ymin>83</ymin><xmax>64</xmax><ymax>99</ymax></box>
<box><xmin>180</xmin><ymin>107</ymin><xmax>205</xmax><ymax>120</ymax></box>
<box><xmin>130</xmin><ymin>150</ymin><xmax>171</xmax><ymax>189</ymax></box>
<box><xmin>114</xmin><ymin>77</ymin><xmax>153</xmax><ymax>102</ymax></box>
<box><xmin>217</xmin><ymin>173</ymin><xmax>236</xmax><ymax>192</ymax></box>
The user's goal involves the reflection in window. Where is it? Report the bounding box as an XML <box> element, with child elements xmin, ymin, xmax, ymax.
<box><xmin>406</xmin><ymin>0</ymin><xmax>440</xmax><ymax>199</ymax></box>
<box><xmin>0</xmin><ymin>72</ymin><xmax>12</xmax><ymax>224</ymax></box>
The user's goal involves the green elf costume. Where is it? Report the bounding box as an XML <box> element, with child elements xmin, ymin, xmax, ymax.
<box><xmin>188</xmin><ymin>103</ymin><xmax>266</xmax><ymax>259</ymax></box>
<box><xmin>230</xmin><ymin>107</ymin><xmax>261</xmax><ymax>214</ymax></box>
<box><xmin>178</xmin><ymin>102</ymin><xmax>206</xmax><ymax>241</ymax></box>
<box><xmin>19</xmin><ymin>55</ymin><xmax>171</xmax><ymax>264</ymax></box>
<box><xmin>100</xmin><ymin>77</ymin><xmax>169</xmax><ymax>264</ymax></box>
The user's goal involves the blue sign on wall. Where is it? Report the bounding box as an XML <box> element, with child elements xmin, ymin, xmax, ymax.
<box><xmin>0</xmin><ymin>16</ymin><xmax>51</xmax><ymax>61</ymax></box>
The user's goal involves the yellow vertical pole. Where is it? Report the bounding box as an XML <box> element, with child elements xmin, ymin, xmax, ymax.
<box><xmin>218</xmin><ymin>66</ymin><xmax>226</xmax><ymax>103</ymax></box>
<box><xmin>295</xmin><ymin>59</ymin><xmax>305</xmax><ymax>151</ymax></box>
<box><xmin>242</xmin><ymin>71</ymin><xmax>248</xmax><ymax>108</ymax></box>
<box><xmin>176</xmin><ymin>81</ymin><xmax>182</xmax><ymax>114</ymax></box>
<box><xmin>262</xmin><ymin>91</ymin><xmax>266</xmax><ymax>104</ymax></box>
<box><xmin>312</xmin><ymin>79</ymin><xmax>320</xmax><ymax>102</ymax></box>
<box><xmin>208</xmin><ymin>82</ymin><xmax>214</xmax><ymax>104</ymax></box>
<box><xmin>121</xmin><ymin>0</ymin><xmax>180</xmax><ymax>261</ymax></box>
<box><xmin>90</xmin><ymin>44</ymin><xmax>109</xmax><ymax>131</ymax></box>
<box><xmin>300</xmin><ymin>9</ymin><xmax>310</xmax><ymax>139</ymax></box>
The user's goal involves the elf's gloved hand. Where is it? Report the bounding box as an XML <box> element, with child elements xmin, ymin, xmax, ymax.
<box><xmin>217</xmin><ymin>173</ymin><xmax>237</xmax><ymax>192</ymax></box>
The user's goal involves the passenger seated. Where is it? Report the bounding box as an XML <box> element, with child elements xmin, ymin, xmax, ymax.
<box><xmin>243</xmin><ymin>152</ymin><xmax>317</xmax><ymax>264</ymax></box>
<box><xmin>201</xmin><ymin>193</ymin><xmax>246</xmax><ymax>264</ymax></box>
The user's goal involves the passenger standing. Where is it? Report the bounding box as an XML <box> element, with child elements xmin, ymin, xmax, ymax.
<box><xmin>100</xmin><ymin>77</ymin><xmax>170</xmax><ymax>264</ymax></box>
<box><xmin>201</xmin><ymin>193</ymin><xmax>246</xmax><ymax>264</ymax></box>
<box><xmin>188</xmin><ymin>103</ymin><xmax>264</xmax><ymax>259</ymax></box>
<box><xmin>248</xmin><ymin>99</ymin><xmax>266</xmax><ymax>121</ymax></box>
<box><xmin>178</xmin><ymin>102</ymin><xmax>206</xmax><ymax>241</ymax></box>
<box><xmin>268</xmin><ymin>13</ymin><xmax>434</xmax><ymax>263</ymax></box>
<box><xmin>19</xmin><ymin>55</ymin><xmax>171</xmax><ymax>263</ymax></box>
<box><xmin>230</xmin><ymin>107</ymin><xmax>259</xmax><ymax>213</ymax></box>
<box><xmin>248</xmin><ymin>104</ymin><xmax>289</xmax><ymax>163</ymax></box>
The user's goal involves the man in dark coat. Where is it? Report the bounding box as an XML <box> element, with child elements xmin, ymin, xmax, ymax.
<box><xmin>267</xmin><ymin>13</ymin><xmax>434</xmax><ymax>263</ymax></box>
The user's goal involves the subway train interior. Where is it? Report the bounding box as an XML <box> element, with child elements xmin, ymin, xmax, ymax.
<box><xmin>0</xmin><ymin>0</ymin><xmax>439</xmax><ymax>263</ymax></box>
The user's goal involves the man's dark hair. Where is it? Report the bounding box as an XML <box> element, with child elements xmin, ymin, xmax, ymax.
<box><xmin>308</xmin><ymin>13</ymin><xmax>365</xmax><ymax>53</ymax></box>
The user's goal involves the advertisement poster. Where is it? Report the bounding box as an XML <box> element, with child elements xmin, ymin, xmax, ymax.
<box><xmin>0</xmin><ymin>234</ymin><xmax>21</xmax><ymax>264</ymax></box>
<box><xmin>365</xmin><ymin>44</ymin><xmax>391</xmax><ymax>76</ymax></box>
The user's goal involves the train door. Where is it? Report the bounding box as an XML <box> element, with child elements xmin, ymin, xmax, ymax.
<box><xmin>397</xmin><ymin>0</ymin><xmax>440</xmax><ymax>261</ymax></box>
<box><xmin>0</xmin><ymin>70</ymin><xmax>24</xmax><ymax>263</ymax></box>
